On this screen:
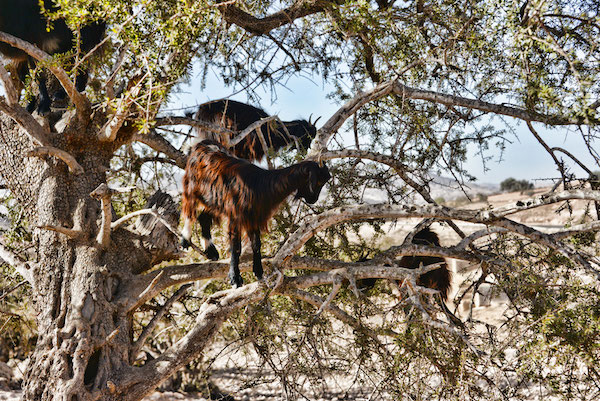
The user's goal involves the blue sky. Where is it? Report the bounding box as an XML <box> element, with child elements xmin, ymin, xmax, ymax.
<box><xmin>1</xmin><ymin>63</ymin><xmax>595</xmax><ymax>186</ymax></box>
<box><xmin>169</xmin><ymin>68</ymin><xmax>598</xmax><ymax>185</ymax></box>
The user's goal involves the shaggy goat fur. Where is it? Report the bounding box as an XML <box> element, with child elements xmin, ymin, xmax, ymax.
<box><xmin>181</xmin><ymin>140</ymin><xmax>331</xmax><ymax>287</ymax></box>
<box><xmin>192</xmin><ymin>99</ymin><xmax>317</xmax><ymax>161</ymax></box>
<box><xmin>0</xmin><ymin>0</ymin><xmax>105</xmax><ymax>114</ymax></box>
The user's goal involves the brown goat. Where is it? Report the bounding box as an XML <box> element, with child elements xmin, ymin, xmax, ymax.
<box><xmin>181</xmin><ymin>140</ymin><xmax>331</xmax><ymax>287</ymax></box>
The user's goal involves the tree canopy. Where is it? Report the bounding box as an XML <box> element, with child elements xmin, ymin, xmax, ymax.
<box><xmin>0</xmin><ymin>0</ymin><xmax>600</xmax><ymax>400</ymax></box>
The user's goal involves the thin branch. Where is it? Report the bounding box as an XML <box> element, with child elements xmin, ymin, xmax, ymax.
<box><xmin>308</xmin><ymin>80</ymin><xmax>395</xmax><ymax>156</ymax></box>
<box><xmin>27</xmin><ymin>146</ymin><xmax>84</xmax><ymax>175</ymax></box>
<box><xmin>130</xmin><ymin>284</ymin><xmax>192</xmax><ymax>363</ymax></box>
<box><xmin>283</xmin><ymin>286</ymin><xmax>397</xmax><ymax>338</ymax></box>
<box><xmin>99</xmin><ymin>83</ymin><xmax>143</xmax><ymax>142</ymax></box>
<box><xmin>391</xmin><ymin>81</ymin><xmax>588</xmax><ymax>125</ymax></box>
<box><xmin>314</xmin><ymin>275</ymin><xmax>342</xmax><ymax>317</ymax></box>
<box><xmin>551</xmin><ymin>221</ymin><xmax>600</xmax><ymax>240</ymax></box>
<box><xmin>526</xmin><ymin>121</ymin><xmax>567</xmax><ymax>185</ymax></box>
<box><xmin>0</xmin><ymin>31</ymin><xmax>91</xmax><ymax>120</ymax></box>
<box><xmin>228</xmin><ymin>115</ymin><xmax>278</xmax><ymax>147</ymax></box>
<box><xmin>155</xmin><ymin>116</ymin><xmax>235</xmax><ymax>140</ymax></box>
<box><xmin>38</xmin><ymin>224</ymin><xmax>84</xmax><ymax>240</ymax></box>
<box><xmin>316</xmin><ymin>149</ymin><xmax>466</xmax><ymax>238</ymax></box>
<box><xmin>112</xmin><ymin>207</ymin><xmax>206</xmax><ymax>260</ymax></box>
<box><xmin>0</xmin><ymin>242</ymin><xmax>34</xmax><ymax>284</ymax></box>
<box><xmin>551</xmin><ymin>146</ymin><xmax>595</xmax><ymax>176</ymax></box>
<box><xmin>105</xmin><ymin>45</ymin><xmax>129</xmax><ymax>100</ymax></box>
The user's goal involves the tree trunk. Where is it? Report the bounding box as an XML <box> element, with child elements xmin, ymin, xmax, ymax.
<box><xmin>0</xmin><ymin>113</ymin><xmax>179</xmax><ymax>401</ymax></box>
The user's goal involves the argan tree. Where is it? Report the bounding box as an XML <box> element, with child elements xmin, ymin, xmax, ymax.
<box><xmin>1</xmin><ymin>0</ymin><xmax>599</xmax><ymax>400</ymax></box>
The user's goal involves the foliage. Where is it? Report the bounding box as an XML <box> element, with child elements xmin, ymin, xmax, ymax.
<box><xmin>500</xmin><ymin>177</ymin><xmax>535</xmax><ymax>192</ymax></box>
<box><xmin>1</xmin><ymin>0</ymin><xmax>600</xmax><ymax>400</ymax></box>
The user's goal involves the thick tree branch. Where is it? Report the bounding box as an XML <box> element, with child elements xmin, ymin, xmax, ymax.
<box><xmin>309</xmin><ymin>79</ymin><xmax>592</xmax><ymax>158</ymax></box>
<box><xmin>0</xmin><ymin>97</ymin><xmax>50</xmax><ymax>145</ymax></box>
<box><xmin>273</xmin><ymin>203</ymin><xmax>599</xmax><ymax>277</ymax></box>
<box><xmin>27</xmin><ymin>146</ymin><xmax>84</xmax><ymax>174</ymax></box>
<box><xmin>131</xmin><ymin>130</ymin><xmax>187</xmax><ymax>169</ymax></box>
<box><xmin>113</xmin><ymin>282</ymin><xmax>267</xmax><ymax>401</ymax></box>
<box><xmin>114</xmin><ymin>260</ymin><xmax>456</xmax><ymax>399</ymax></box>
<box><xmin>0</xmin><ymin>63</ymin><xmax>18</xmax><ymax>104</ymax></box>
<box><xmin>0</xmin><ymin>31</ymin><xmax>91</xmax><ymax>120</ymax></box>
<box><xmin>118</xmin><ymin>241</ymin><xmax>507</xmax><ymax>314</ymax></box>
<box><xmin>217</xmin><ymin>0</ymin><xmax>344</xmax><ymax>35</ymax></box>
<box><xmin>490</xmin><ymin>189</ymin><xmax>600</xmax><ymax>216</ymax></box>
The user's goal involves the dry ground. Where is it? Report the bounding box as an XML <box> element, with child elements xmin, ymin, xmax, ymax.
<box><xmin>3</xmin><ymin>187</ymin><xmax>597</xmax><ymax>400</ymax></box>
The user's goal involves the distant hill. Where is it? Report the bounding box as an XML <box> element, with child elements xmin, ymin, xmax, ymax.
<box><xmin>429</xmin><ymin>175</ymin><xmax>499</xmax><ymax>202</ymax></box>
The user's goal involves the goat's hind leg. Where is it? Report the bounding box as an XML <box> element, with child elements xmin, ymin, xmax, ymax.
<box><xmin>228</xmin><ymin>227</ymin><xmax>243</xmax><ymax>288</ymax></box>
<box><xmin>198</xmin><ymin>212</ymin><xmax>219</xmax><ymax>261</ymax></box>
<box><xmin>250</xmin><ymin>230</ymin><xmax>263</xmax><ymax>281</ymax></box>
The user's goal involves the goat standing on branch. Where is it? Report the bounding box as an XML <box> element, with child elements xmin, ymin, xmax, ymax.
<box><xmin>360</xmin><ymin>227</ymin><xmax>452</xmax><ymax>301</ymax></box>
<box><xmin>181</xmin><ymin>140</ymin><xmax>331</xmax><ymax>288</ymax></box>
<box><xmin>0</xmin><ymin>0</ymin><xmax>105</xmax><ymax>114</ymax></box>
<box><xmin>192</xmin><ymin>99</ymin><xmax>319</xmax><ymax>162</ymax></box>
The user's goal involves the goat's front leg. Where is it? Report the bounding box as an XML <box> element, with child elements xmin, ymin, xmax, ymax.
<box><xmin>228</xmin><ymin>227</ymin><xmax>243</xmax><ymax>288</ymax></box>
<box><xmin>249</xmin><ymin>230</ymin><xmax>263</xmax><ymax>281</ymax></box>
<box><xmin>35</xmin><ymin>72</ymin><xmax>51</xmax><ymax>116</ymax></box>
<box><xmin>198</xmin><ymin>212</ymin><xmax>219</xmax><ymax>261</ymax></box>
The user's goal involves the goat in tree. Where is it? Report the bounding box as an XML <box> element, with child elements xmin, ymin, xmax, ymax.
<box><xmin>0</xmin><ymin>0</ymin><xmax>105</xmax><ymax>114</ymax></box>
<box><xmin>181</xmin><ymin>140</ymin><xmax>331</xmax><ymax>288</ymax></box>
<box><xmin>192</xmin><ymin>99</ymin><xmax>319</xmax><ymax>162</ymax></box>
<box><xmin>359</xmin><ymin>227</ymin><xmax>452</xmax><ymax>301</ymax></box>
<box><xmin>187</xmin><ymin>99</ymin><xmax>320</xmax><ymax>262</ymax></box>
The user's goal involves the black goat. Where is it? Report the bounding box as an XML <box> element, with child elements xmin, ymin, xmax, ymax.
<box><xmin>0</xmin><ymin>0</ymin><xmax>105</xmax><ymax>114</ymax></box>
<box><xmin>181</xmin><ymin>140</ymin><xmax>331</xmax><ymax>288</ymax></box>
<box><xmin>192</xmin><ymin>99</ymin><xmax>318</xmax><ymax>162</ymax></box>
<box><xmin>358</xmin><ymin>227</ymin><xmax>451</xmax><ymax>301</ymax></box>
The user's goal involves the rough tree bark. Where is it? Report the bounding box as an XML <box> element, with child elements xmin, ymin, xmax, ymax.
<box><xmin>0</xmin><ymin>110</ymin><xmax>181</xmax><ymax>400</ymax></box>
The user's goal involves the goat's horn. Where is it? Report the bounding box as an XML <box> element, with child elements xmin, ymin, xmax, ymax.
<box><xmin>313</xmin><ymin>116</ymin><xmax>321</xmax><ymax>126</ymax></box>
<box><xmin>308</xmin><ymin>113</ymin><xmax>313</xmax><ymax>125</ymax></box>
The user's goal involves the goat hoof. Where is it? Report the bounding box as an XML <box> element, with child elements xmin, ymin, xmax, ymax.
<box><xmin>180</xmin><ymin>238</ymin><xmax>192</xmax><ymax>249</ymax></box>
<box><xmin>37</xmin><ymin>101</ymin><xmax>51</xmax><ymax>116</ymax></box>
<box><xmin>53</xmin><ymin>89</ymin><xmax>66</xmax><ymax>101</ymax></box>
<box><xmin>229</xmin><ymin>274</ymin><xmax>244</xmax><ymax>288</ymax></box>
<box><xmin>26</xmin><ymin>100</ymin><xmax>36</xmax><ymax>114</ymax></box>
<box><xmin>205</xmin><ymin>244</ymin><xmax>219</xmax><ymax>261</ymax></box>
